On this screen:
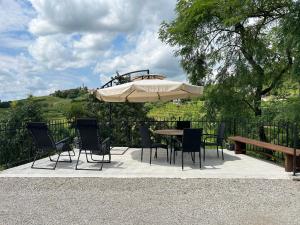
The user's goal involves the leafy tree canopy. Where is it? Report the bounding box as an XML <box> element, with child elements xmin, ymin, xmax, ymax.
<box><xmin>160</xmin><ymin>0</ymin><xmax>300</xmax><ymax>120</ymax></box>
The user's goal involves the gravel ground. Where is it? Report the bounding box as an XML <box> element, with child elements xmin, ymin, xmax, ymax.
<box><xmin>0</xmin><ymin>178</ymin><xmax>299</xmax><ymax>225</ymax></box>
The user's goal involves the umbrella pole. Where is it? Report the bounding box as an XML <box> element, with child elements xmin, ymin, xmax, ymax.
<box><xmin>109</xmin><ymin>102</ymin><xmax>112</xmax><ymax>126</ymax></box>
<box><xmin>109</xmin><ymin>102</ymin><xmax>113</xmax><ymax>151</ymax></box>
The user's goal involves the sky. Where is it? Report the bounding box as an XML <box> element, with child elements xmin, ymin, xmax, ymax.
<box><xmin>0</xmin><ymin>0</ymin><xmax>186</xmax><ymax>101</ymax></box>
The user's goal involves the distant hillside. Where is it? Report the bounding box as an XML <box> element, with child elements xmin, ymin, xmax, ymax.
<box><xmin>0</xmin><ymin>87</ymin><xmax>89</xmax><ymax>121</ymax></box>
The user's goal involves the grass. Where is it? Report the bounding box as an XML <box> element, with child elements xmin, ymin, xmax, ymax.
<box><xmin>147</xmin><ymin>99</ymin><xmax>205</xmax><ymax>120</ymax></box>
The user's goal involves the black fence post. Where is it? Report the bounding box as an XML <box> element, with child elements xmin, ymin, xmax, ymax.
<box><xmin>292</xmin><ymin>122</ymin><xmax>298</xmax><ymax>176</ymax></box>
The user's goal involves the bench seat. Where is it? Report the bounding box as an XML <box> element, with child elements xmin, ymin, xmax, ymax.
<box><xmin>228</xmin><ymin>136</ymin><xmax>300</xmax><ymax>172</ymax></box>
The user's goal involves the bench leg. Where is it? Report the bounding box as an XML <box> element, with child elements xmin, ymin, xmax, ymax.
<box><xmin>234</xmin><ymin>141</ymin><xmax>246</xmax><ymax>154</ymax></box>
<box><xmin>284</xmin><ymin>154</ymin><xmax>300</xmax><ymax>172</ymax></box>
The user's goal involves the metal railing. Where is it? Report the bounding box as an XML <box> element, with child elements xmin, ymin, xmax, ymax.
<box><xmin>0</xmin><ymin>117</ymin><xmax>299</xmax><ymax>172</ymax></box>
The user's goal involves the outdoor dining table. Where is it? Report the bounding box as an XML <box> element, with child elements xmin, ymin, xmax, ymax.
<box><xmin>153</xmin><ymin>129</ymin><xmax>183</xmax><ymax>164</ymax></box>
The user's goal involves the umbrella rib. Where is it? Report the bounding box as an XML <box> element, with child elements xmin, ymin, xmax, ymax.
<box><xmin>179</xmin><ymin>88</ymin><xmax>193</xmax><ymax>94</ymax></box>
<box><xmin>125</xmin><ymin>89</ymin><xmax>136</xmax><ymax>102</ymax></box>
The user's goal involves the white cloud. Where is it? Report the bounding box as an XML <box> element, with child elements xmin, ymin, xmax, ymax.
<box><xmin>0</xmin><ymin>0</ymin><xmax>185</xmax><ymax>100</ymax></box>
<box><xmin>0</xmin><ymin>34</ymin><xmax>32</xmax><ymax>49</ymax></box>
<box><xmin>0</xmin><ymin>0</ymin><xmax>33</xmax><ymax>33</ymax></box>
<box><xmin>27</xmin><ymin>0</ymin><xmax>183</xmax><ymax>77</ymax></box>
<box><xmin>94</xmin><ymin>30</ymin><xmax>185</xmax><ymax>83</ymax></box>
<box><xmin>29</xmin><ymin>0</ymin><xmax>144</xmax><ymax>35</ymax></box>
<box><xmin>0</xmin><ymin>54</ymin><xmax>85</xmax><ymax>100</ymax></box>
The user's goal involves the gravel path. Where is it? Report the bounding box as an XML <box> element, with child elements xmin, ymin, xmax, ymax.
<box><xmin>0</xmin><ymin>178</ymin><xmax>299</xmax><ymax>225</ymax></box>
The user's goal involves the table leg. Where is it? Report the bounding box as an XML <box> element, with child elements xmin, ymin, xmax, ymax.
<box><xmin>169</xmin><ymin>137</ymin><xmax>172</xmax><ymax>164</ymax></box>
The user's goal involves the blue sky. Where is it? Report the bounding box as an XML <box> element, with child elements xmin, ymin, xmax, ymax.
<box><xmin>0</xmin><ymin>0</ymin><xmax>185</xmax><ymax>101</ymax></box>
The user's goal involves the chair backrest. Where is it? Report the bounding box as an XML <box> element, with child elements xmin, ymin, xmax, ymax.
<box><xmin>182</xmin><ymin>128</ymin><xmax>203</xmax><ymax>152</ymax></box>
<box><xmin>76</xmin><ymin>118</ymin><xmax>100</xmax><ymax>151</ymax></box>
<box><xmin>176</xmin><ymin>121</ymin><xmax>191</xmax><ymax>129</ymax></box>
<box><xmin>27</xmin><ymin>122</ymin><xmax>55</xmax><ymax>150</ymax></box>
<box><xmin>217</xmin><ymin>122</ymin><xmax>226</xmax><ymax>145</ymax></box>
<box><xmin>139</xmin><ymin>125</ymin><xmax>151</xmax><ymax>148</ymax></box>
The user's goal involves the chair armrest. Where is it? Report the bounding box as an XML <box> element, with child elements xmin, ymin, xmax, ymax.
<box><xmin>102</xmin><ymin>137</ymin><xmax>110</xmax><ymax>145</ymax></box>
<box><xmin>55</xmin><ymin>137</ymin><xmax>70</xmax><ymax>145</ymax></box>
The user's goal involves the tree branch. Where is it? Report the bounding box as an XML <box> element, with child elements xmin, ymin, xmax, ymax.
<box><xmin>261</xmin><ymin>48</ymin><xmax>293</xmax><ymax>95</ymax></box>
<box><xmin>242</xmin><ymin>99</ymin><xmax>256</xmax><ymax>113</ymax></box>
<box><xmin>235</xmin><ymin>23</ymin><xmax>265</xmax><ymax>76</ymax></box>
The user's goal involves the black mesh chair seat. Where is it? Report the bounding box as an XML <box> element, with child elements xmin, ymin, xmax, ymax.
<box><xmin>139</xmin><ymin>125</ymin><xmax>169</xmax><ymax>164</ymax></box>
<box><xmin>75</xmin><ymin>118</ymin><xmax>111</xmax><ymax>171</ymax></box>
<box><xmin>203</xmin><ymin>122</ymin><xmax>226</xmax><ymax>161</ymax></box>
<box><xmin>27</xmin><ymin>122</ymin><xmax>74</xmax><ymax>170</ymax></box>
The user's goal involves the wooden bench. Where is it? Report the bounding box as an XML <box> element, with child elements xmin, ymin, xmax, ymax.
<box><xmin>228</xmin><ymin>136</ymin><xmax>300</xmax><ymax>172</ymax></box>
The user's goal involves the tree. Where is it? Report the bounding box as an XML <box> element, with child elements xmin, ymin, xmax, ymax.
<box><xmin>160</xmin><ymin>0</ymin><xmax>299</xmax><ymax>140</ymax></box>
<box><xmin>0</xmin><ymin>98</ymin><xmax>45</xmax><ymax>167</ymax></box>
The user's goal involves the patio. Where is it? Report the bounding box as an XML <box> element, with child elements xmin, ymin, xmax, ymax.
<box><xmin>0</xmin><ymin>147</ymin><xmax>292</xmax><ymax>179</ymax></box>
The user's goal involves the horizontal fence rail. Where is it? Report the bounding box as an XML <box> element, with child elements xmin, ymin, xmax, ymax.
<box><xmin>0</xmin><ymin>118</ymin><xmax>299</xmax><ymax>170</ymax></box>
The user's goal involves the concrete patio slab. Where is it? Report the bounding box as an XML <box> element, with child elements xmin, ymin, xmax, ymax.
<box><xmin>0</xmin><ymin>148</ymin><xmax>293</xmax><ymax>179</ymax></box>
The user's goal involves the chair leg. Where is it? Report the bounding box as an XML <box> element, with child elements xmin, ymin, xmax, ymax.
<box><xmin>75</xmin><ymin>150</ymin><xmax>82</xmax><ymax>170</ymax></box>
<box><xmin>199</xmin><ymin>149</ymin><xmax>201</xmax><ymax>169</ymax></box>
<box><xmin>68</xmin><ymin>150</ymin><xmax>72</xmax><ymax>162</ymax></box>
<box><xmin>53</xmin><ymin>152</ymin><xmax>61</xmax><ymax>170</ymax></box>
<box><xmin>32</xmin><ymin>150</ymin><xmax>60</xmax><ymax>170</ymax></box>
<box><xmin>182</xmin><ymin>151</ymin><xmax>184</xmax><ymax>170</ymax></box>
<box><xmin>191</xmin><ymin>152</ymin><xmax>195</xmax><ymax>163</ymax></box>
<box><xmin>169</xmin><ymin>140</ymin><xmax>172</xmax><ymax>164</ymax></box>
<box><xmin>166</xmin><ymin>148</ymin><xmax>169</xmax><ymax>162</ymax></box>
<box><xmin>75</xmin><ymin>149</ymin><xmax>104</xmax><ymax>171</ymax></box>
<box><xmin>100</xmin><ymin>155</ymin><xmax>105</xmax><ymax>171</ymax></box>
<box><xmin>203</xmin><ymin>146</ymin><xmax>206</xmax><ymax>161</ymax></box>
<box><xmin>85</xmin><ymin>149</ymin><xmax>90</xmax><ymax>162</ymax></box>
<box><xmin>31</xmin><ymin>151</ymin><xmax>40</xmax><ymax>169</ymax></box>
<box><xmin>141</xmin><ymin>148</ymin><xmax>143</xmax><ymax>161</ymax></box>
<box><xmin>49</xmin><ymin>151</ymin><xmax>72</xmax><ymax>163</ymax></box>
<box><xmin>155</xmin><ymin>148</ymin><xmax>157</xmax><ymax>159</ymax></box>
<box><xmin>150</xmin><ymin>147</ymin><xmax>152</xmax><ymax>165</ymax></box>
<box><xmin>221</xmin><ymin>145</ymin><xmax>224</xmax><ymax>160</ymax></box>
<box><xmin>217</xmin><ymin>145</ymin><xmax>219</xmax><ymax>157</ymax></box>
<box><xmin>173</xmin><ymin>149</ymin><xmax>176</xmax><ymax>164</ymax></box>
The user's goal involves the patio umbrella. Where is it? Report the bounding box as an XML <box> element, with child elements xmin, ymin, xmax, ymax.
<box><xmin>94</xmin><ymin>78</ymin><xmax>203</xmax><ymax>102</ymax></box>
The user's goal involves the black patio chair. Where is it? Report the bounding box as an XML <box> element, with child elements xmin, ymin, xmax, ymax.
<box><xmin>172</xmin><ymin>121</ymin><xmax>191</xmax><ymax>163</ymax></box>
<box><xmin>75</xmin><ymin>118</ymin><xmax>111</xmax><ymax>171</ymax></box>
<box><xmin>139</xmin><ymin>125</ymin><xmax>168</xmax><ymax>164</ymax></box>
<box><xmin>176</xmin><ymin>121</ymin><xmax>191</xmax><ymax>130</ymax></box>
<box><xmin>181</xmin><ymin>128</ymin><xmax>203</xmax><ymax>170</ymax></box>
<box><xmin>27</xmin><ymin>122</ymin><xmax>73</xmax><ymax>170</ymax></box>
<box><xmin>203</xmin><ymin>122</ymin><xmax>226</xmax><ymax>161</ymax></box>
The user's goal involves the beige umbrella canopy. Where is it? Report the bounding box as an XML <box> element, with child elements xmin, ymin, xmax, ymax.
<box><xmin>94</xmin><ymin>78</ymin><xmax>203</xmax><ymax>102</ymax></box>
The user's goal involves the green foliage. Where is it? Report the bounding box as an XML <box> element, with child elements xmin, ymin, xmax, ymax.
<box><xmin>0</xmin><ymin>98</ymin><xmax>44</xmax><ymax>167</ymax></box>
<box><xmin>0</xmin><ymin>101</ymin><xmax>11</xmax><ymax>108</ymax></box>
<box><xmin>7</xmin><ymin>98</ymin><xmax>45</xmax><ymax>126</ymax></box>
<box><xmin>265</xmin><ymin>97</ymin><xmax>300</xmax><ymax>122</ymax></box>
<box><xmin>203</xmin><ymin>84</ymin><xmax>253</xmax><ymax>120</ymax></box>
<box><xmin>65</xmin><ymin>103</ymin><xmax>90</xmax><ymax>121</ymax></box>
<box><xmin>160</xmin><ymin>0</ymin><xmax>298</xmax><ymax>122</ymax></box>
<box><xmin>147</xmin><ymin>99</ymin><xmax>205</xmax><ymax>120</ymax></box>
<box><xmin>51</xmin><ymin>87</ymin><xmax>88</xmax><ymax>99</ymax></box>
